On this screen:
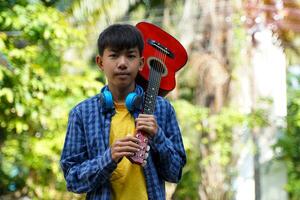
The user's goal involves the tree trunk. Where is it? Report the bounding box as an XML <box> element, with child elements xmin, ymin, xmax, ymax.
<box><xmin>181</xmin><ymin>0</ymin><xmax>233</xmax><ymax>199</ymax></box>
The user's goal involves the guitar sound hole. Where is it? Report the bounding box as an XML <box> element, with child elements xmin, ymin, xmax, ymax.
<box><xmin>149</xmin><ymin>59</ymin><xmax>166</xmax><ymax>74</ymax></box>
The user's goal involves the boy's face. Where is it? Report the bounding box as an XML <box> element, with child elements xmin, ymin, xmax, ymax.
<box><xmin>96</xmin><ymin>47</ymin><xmax>144</xmax><ymax>91</ymax></box>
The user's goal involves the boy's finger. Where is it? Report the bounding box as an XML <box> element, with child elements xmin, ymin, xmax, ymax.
<box><xmin>121</xmin><ymin>135</ymin><xmax>140</xmax><ymax>143</ymax></box>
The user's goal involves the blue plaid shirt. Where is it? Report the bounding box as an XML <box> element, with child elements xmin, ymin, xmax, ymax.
<box><xmin>60</xmin><ymin>86</ymin><xmax>186</xmax><ymax>200</ymax></box>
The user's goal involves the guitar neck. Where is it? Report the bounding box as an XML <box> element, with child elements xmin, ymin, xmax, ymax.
<box><xmin>143</xmin><ymin>67</ymin><xmax>163</xmax><ymax>114</ymax></box>
<box><xmin>128</xmin><ymin>66</ymin><xmax>163</xmax><ymax>165</ymax></box>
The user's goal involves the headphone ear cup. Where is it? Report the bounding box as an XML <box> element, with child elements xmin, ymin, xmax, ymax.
<box><xmin>125</xmin><ymin>93</ymin><xmax>142</xmax><ymax>112</ymax></box>
<box><xmin>101</xmin><ymin>90</ymin><xmax>114</xmax><ymax>110</ymax></box>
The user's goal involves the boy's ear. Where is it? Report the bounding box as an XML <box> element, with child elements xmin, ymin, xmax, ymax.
<box><xmin>139</xmin><ymin>57</ymin><xmax>145</xmax><ymax>71</ymax></box>
<box><xmin>96</xmin><ymin>55</ymin><xmax>103</xmax><ymax>70</ymax></box>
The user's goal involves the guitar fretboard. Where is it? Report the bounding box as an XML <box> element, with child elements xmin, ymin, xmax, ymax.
<box><xmin>143</xmin><ymin>64</ymin><xmax>164</xmax><ymax>114</ymax></box>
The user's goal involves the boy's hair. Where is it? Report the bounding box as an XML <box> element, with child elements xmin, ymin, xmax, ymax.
<box><xmin>97</xmin><ymin>24</ymin><xmax>144</xmax><ymax>56</ymax></box>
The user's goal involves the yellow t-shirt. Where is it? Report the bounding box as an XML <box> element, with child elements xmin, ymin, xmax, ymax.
<box><xmin>109</xmin><ymin>102</ymin><xmax>148</xmax><ymax>200</ymax></box>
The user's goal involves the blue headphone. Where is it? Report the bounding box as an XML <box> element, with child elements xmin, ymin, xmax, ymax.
<box><xmin>99</xmin><ymin>85</ymin><xmax>143</xmax><ymax>112</ymax></box>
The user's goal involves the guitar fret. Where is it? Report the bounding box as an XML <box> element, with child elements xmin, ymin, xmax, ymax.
<box><xmin>143</xmin><ymin>67</ymin><xmax>162</xmax><ymax>115</ymax></box>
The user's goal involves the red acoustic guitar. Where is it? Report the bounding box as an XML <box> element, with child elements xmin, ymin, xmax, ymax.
<box><xmin>135</xmin><ymin>22</ymin><xmax>188</xmax><ymax>97</ymax></box>
<box><xmin>129</xmin><ymin>22</ymin><xmax>188</xmax><ymax>165</ymax></box>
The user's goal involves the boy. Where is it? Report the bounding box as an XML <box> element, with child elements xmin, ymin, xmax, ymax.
<box><xmin>60</xmin><ymin>24</ymin><xmax>186</xmax><ymax>200</ymax></box>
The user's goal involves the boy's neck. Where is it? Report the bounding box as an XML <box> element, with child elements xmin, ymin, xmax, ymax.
<box><xmin>108</xmin><ymin>84</ymin><xmax>135</xmax><ymax>103</ymax></box>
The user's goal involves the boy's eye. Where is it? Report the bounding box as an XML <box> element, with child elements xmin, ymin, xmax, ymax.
<box><xmin>128</xmin><ymin>54</ymin><xmax>136</xmax><ymax>58</ymax></box>
<box><xmin>109</xmin><ymin>54</ymin><xmax>117</xmax><ymax>58</ymax></box>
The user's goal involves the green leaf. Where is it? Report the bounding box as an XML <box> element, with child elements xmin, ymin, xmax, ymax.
<box><xmin>0</xmin><ymin>88</ymin><xmax>14</xmax><ymax>103</ymax></box>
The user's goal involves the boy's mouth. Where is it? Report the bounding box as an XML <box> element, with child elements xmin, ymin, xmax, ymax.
<box><xmin>115</xmin><ymin>73</ymin><xmax>131</xmax><ymax>79</ymax></box>
<box><xmin>115</xmin><ymin>72</ymin><xmax>130</xmax><ymax>76</ymax></box>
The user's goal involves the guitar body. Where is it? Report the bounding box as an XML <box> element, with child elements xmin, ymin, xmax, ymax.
<box><xmin>135</xmin><ymin>22</ymin><xmax>188</xmax><ymax>97</ymax></box>
<box><xmin>129</xmin><ymin>22</ymin><xmax>188</xmax><ymax>165</ymax></box>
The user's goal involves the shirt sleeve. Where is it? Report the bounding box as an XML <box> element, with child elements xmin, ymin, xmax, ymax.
<box><xmin>149</xmin><ymin>102</ymin><xmax>186</xmax><ymax>183</ymax></box>
<box><xmin>60</xmin><ymin>108</ymin><xmax>117</xmax><ymax>193</ymax></box>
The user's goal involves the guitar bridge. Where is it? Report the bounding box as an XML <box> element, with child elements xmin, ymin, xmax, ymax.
<box><xmin>147</xmin><ymin>39</ymin><xmax>174</xmax><ymax>59</ymax></box>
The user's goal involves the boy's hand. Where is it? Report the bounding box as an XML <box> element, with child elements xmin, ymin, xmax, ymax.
<box><xmin>135</xmin><ymin>114</ymin><xmax>158</xmax><ymax>138</ymax></box>
<box><xmin>111</xmin><ymin>136</ymin><xmax>141</xmax><ymax>163</ymax></box>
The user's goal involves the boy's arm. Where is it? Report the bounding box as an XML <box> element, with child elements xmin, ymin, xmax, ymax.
<box><xmin>149</xmin><ymin>103</ymin><xmax>187</xmax><ymax>183</ymax></box>
<box><xmin>60</xmin><ymin>109</ymin><xmax>117</xmax><ymax>193</ymax></box>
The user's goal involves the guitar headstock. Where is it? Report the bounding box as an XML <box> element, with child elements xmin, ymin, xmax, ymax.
<box><xmin>128</xmin><ymin>130</ymin><xmax>150</xmax><ymax>165</ymax></box>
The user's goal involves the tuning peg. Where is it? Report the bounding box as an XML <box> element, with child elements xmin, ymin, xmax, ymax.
<box><xmin>145</xmin><ymin>153</ymin><xmax>149</xmax><ymax>159</ymax></box>
<box><xmin>142</xmin><ymin>160</ymin><xmax>147</xmax><ymax>167</ymax></box>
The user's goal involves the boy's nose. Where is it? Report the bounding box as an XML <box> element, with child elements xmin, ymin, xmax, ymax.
<box><xmin>117</xmin><ymin>56</ymin><xmax>128</xmax><ymax>68</ymax></box>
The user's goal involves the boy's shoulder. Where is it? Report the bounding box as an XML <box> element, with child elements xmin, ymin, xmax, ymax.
<box><xmin>70</xmin><ymin>94</ymin><xmax>100</xmax><ymax>114</ymax></box>
<box><xmin>155</xmin><ymin>95</ymin><xmax>174</xmax><ymax>110</ymax></box>
<box><xmin>156</xmin><ymin>95</ymin><xmax>167</xmax><ymax>103</ymax></box>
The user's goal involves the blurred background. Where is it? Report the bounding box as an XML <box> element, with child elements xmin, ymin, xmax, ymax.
<box><xmin>1</xmin><ymin>0</ymin><xmax>300</xmax><ymax>199</ymax></box>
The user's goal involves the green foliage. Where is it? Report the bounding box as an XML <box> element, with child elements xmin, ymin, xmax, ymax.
<box><xmin>171</xmin><ymin>100</ymin><xmax>245</xmax><ymax>200</ymax></box>
<box><xmin>171</xmin><ymin>100</ymin><xmax>205</xmax><ymax>200</ymax></box>
<box><xmin>274</xmin><ymin>69</ymin><xmax>300</xmax><ymax>200</ymax></box>
<box><xmin>0</xmin><ymin>1</ymin><xmax>285</xmax><ymax>200</ymax></box>
<box><xmin>0</xmin><ymin>1</ymin><xmax>102</xmax><ymax>199</ymax></box>
<box><xmin>246</xmin><ymin>98</ymin><xmax>272</xmax><ymax>129</ymax></box>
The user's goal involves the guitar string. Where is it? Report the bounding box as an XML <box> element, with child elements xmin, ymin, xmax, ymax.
<box><xmin>136</xmin><ymin>41</ymin><xmax>165</xmax><ymax>161</ymax></box>
<box><xmin>150</xmin><ymin>42</ymin><xmax>166</xmax><ymax>114</ymax></box>
<box><xmin>151</xmin><ymin>46</ymin><xmax>160</xmax><ymax>114</ymax></box>
<box><xmin>145</xmin><ymin>52</ymin><xmax>155</xmax><ymax>114</ymax></box>
<box><xmin>147</xmin><ymin>46</ymin><xmax>157</xmax><ymax>114</ymax></box>
<box><xmin>144</xmin><ymin>38</ymin><xmax>169</xmax><ymax>114</ymax></box>
<box><xmin>135</xmin><ymin>33</ymin><xmax>169</xmax><ymax>161</ymax></box>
